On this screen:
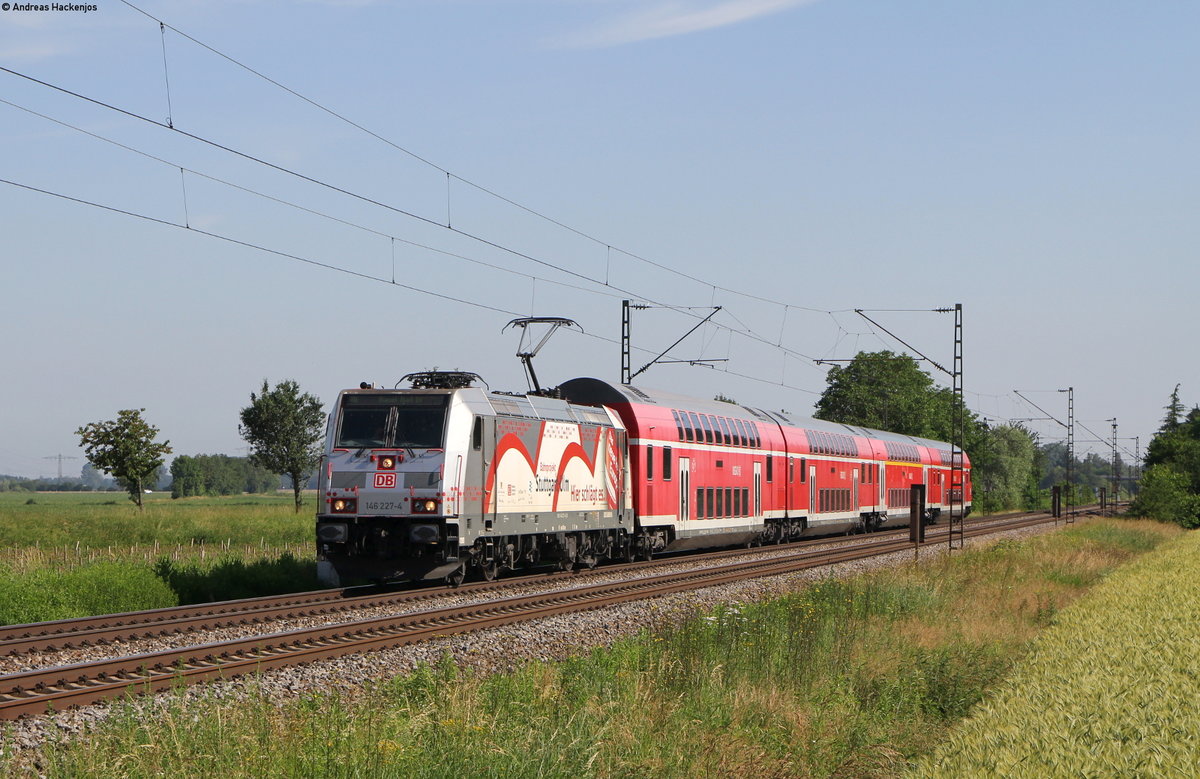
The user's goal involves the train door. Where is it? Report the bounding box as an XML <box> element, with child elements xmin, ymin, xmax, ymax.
<box><xmin>809</xmin><ymin>465</ymin><xmax>817</xmax><ymax>513</ymax></box>
<box><xmin>753</xmin><ymin>462</ymin><xmax>762</xmax><ymax>517</ymax></box>
<box><xmin>879</xmin><ymin>463</ymin><xmax>886</xmax><ymax>510</ymax></box>
<box><xmin>679</xmin><ymin>457</ymin><xmax>691</xmax><ymax>521</ymax></box>
<box><xmin>852</xmin><ymin>468</ymin><xmax>860</xmax><ymax>512</ymax></box>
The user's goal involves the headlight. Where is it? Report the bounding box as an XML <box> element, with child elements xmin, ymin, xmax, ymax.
<box><xmin>331</xmin><ymin>498</ymin><xmax>358</xmax><ymax>514</ymax></box>
<box><xmin>412</xmin><ymin>498</ymin><xmax>440</xmax><ymax>514</ymax></box>
<box><xmin>317</xmin><ymin>523</ymin><xmax>349</xmax><ymax>543</ymax></box>
<box><xmin>410</xmin><ymin>523</ymin><xmax>439</xmax><ymax>544</ymax></box>
<box><xmin>377</xmin><ymin>455</ymin><xmax>397</xmax><ymax>470</ymax></box>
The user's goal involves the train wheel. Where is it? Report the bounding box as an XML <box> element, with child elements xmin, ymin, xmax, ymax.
<box><xmin>445</xmin><ymin>562</ymin><xmax>467</xmax><ymax>588</ymax></box>
<box><xmin>480</xmin><ymin>560</ymin><xmax>498</xmax><ymax>582</ymax></box>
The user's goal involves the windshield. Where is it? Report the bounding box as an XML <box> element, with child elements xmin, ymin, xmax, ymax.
<box><xmin>336</xmin><ymin>394</ymin><xmax>448</xmax><ymax>449</ymax></box>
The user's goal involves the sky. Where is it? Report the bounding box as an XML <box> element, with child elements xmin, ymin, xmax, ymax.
<box><xmin>1</xmin><ymin>0</ymin><xmax>1196</xmax><ymax>479</ymax></box>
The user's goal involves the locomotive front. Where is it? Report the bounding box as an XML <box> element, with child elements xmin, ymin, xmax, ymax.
<box><xmin>315</xmin><ymin>384</ymin><xmax>469</xmax><ymax>585</ymax></box>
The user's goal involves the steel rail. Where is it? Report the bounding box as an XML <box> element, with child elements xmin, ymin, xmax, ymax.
<box><xmin>0</xmin><ymin>509</ymin><xmax>1059</xmax><ymax>656</ymax></box>
<box><xmin>0</xmin><ymin>511</ymin><xmax>1066</xmax><ymax>720</ymax></box>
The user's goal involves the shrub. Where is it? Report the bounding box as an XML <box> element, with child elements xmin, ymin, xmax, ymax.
<box><xmin>1130</xmin><ymin>464</ymin><xmax>1200</xmax><ymax>527</ymax></box>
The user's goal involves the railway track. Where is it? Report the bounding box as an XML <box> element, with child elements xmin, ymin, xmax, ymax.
<box><xmin>0</xmin><ymin>509</ymin><xmax>1080</xmax><ymax>720</ymax></box>
<box><xmin>0</xmin><ymin>508</ymin><xmax>1071</xmax><ymax>659</ymax></box>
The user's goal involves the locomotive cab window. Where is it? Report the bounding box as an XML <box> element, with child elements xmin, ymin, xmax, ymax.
<box><xmin>336</xmin><ymin>394</ymin><xmax>449</xmax><ymax>449</ymax></box>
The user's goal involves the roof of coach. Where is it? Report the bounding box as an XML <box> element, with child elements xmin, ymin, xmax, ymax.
<box><xmin>558</xmin><ymin>377</ymin><xmax>960</xmax><ymax>455</ymax></box>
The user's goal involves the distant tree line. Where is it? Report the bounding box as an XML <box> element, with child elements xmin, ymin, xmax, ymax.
<box><xmin>169</xmin><ymin>454</ymin><xmax>280</xmax><ymax>498</ymax></box>
<box><xmin>0</xmin><ymin>463</ymin><xmax>121</xmax><ymax>492</ymax></box>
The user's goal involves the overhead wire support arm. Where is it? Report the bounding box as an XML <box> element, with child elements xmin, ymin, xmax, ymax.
<box><xmin>1011</xmin><ymin>390</ymin><xmax>1070</xmax><ymax>429</ymax></box>
<box><xmin>628</xmin><ymin>306</ymin><xmax>722</xmax><ymax>383</ymax></box>
<box><xmin>853</xmin><ymin>309</ymin><xmax>952</xmax><ymax>376</ymax></box>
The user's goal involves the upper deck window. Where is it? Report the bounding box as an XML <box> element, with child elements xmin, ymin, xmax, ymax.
<box><xmin>336</xmin><ymin>394</ymin><xmax>448</xmax><ymax>449</ymax></box>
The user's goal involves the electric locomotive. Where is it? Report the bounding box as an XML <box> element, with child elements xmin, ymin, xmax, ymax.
<box><xmin>315</xmin><ymin>372</ymin><xmax>632</xmax><ymax>587</ymax></box>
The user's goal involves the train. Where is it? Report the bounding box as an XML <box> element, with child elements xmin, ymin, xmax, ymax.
<box><xmin>314</xmin><ymin>371</ymin><xmax>971</xmax><ymax>586</ymax></box>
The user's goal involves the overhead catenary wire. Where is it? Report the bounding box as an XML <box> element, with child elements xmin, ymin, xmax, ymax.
<box><xmin>0</xmin><ymin>96</ymin><xmax>629</xmax><ymax>303</ymax></box>
<box><xmin>115</xmin><ymin>0</ymin><xmax>855</xmax><ymax>318</ymax></box>
<box><xmin>0</xmin><ymin>64</ymin><xmax>832</xmax><ymax>372</ymax></box>
<box><xmin>2</xmin><ymin>173</ymin><xmax>830</xmax><ymax>399</ymax></box>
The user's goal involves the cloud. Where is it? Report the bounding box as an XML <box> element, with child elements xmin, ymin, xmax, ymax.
<box><xmin>556</xmin><ymin>0</ymin><xmax>821</xmax><ymax>49</ymax></box>
<box><xmin>0</xmin><ymin>41</ymin><xmax>71</xmax><ymax>62</ymax></box>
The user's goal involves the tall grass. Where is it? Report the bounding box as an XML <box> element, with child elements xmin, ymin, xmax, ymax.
<box><xmin>0</xmin><ymin>493</ymin><xmax>320</xmax><ymax>623</ymax></box>
<box><xmin>10</xmin><ymin>519</ymin><xmax>1179</xmax><ymax>778</ymax></box>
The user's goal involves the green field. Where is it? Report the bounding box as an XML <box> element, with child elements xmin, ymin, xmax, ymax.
<box><xmin>5</xmin><ymin>518</ymin><xmax>1180</xmax><ymax>777</ymax></box>
<box><xmin>912</xmin><ymin>524</ymin><xmax>1200</xmax><ymax>776</ymax></box>
<box><xmin>0</xmin><ymin>492</ymin><xmax>320</xmax><ymax>624</ymax></box>
<box><xmin>0</xmin><ymin>491</ymin><xmax>314</xmax><ymax>554</ymax></box>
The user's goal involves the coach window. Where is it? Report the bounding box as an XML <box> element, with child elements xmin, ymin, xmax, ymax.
<box><xmin>678</xmin><ymin>411</ymin><xmax>693</xmax><ymax>442</ymax></box>
<box><xmin>788</xmin><ymin>456</ymin><xmax>794</xmax><ymax>483</ymax></box>
<box><xmin>766</xmin><ymin>455</ymin><xmax>774</xmax><ymax>483</ymax></box>
<box><xmin>699</xmin><ymin>415</ymin><xmax>715</xmax><ymax>444</ymax></box>
<box><xmin>646</xmin><ymin>445</ymin><xmax>654</xmax><ymax>480</ymax></box>
<box><xmin>736</xmin><ymin>419</ymin><xmax>750</xmax><ymax>447</ymax></box>
<box><xmin>710</xmin><ymin>415</ymin><xmax>729</xmax><ymax>446</ymax></box>
<box><xmin>800</xmin><ymin>458</ymin><xmax>807</xmax><ymax>482</ymax></box>
<box><xmin>697</xmin><ymin>488</ymin><xmax>705</xmax><ymax>518</ymax></box>
<box><xmin>706</xmin><ymin>487</ymin><xmax>715</xmax><ymax>518</ymax></box>
<box><xmin>724</xmin><ymin>488</ymin><xmax>733</xmax><ymax>517</ymax></box>
<box><xmin>709</xmin><ymin>416</ymin><xmax>723</xmax><ymax>445</ymax></box>
<box><xmin>716</xmin><ymin>488</ymin><xmax>724</xmax><ymax>517</ymax></box>
<box><xmin>663</xmin><ymin>447</ymin><xmax>672</xmax><ymax>481</ymax></box>
<box><xmin>672</xmin><ymin>410</ymin><xmax>686</xmax><ymax>441</ymax></box>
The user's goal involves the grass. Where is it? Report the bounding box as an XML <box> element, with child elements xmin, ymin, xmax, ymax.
<box><xmin>910</xmin><ymin>525</ymin><xmax>1200</xmax><ymax>776</ymax></box>
<box><xmin>0</xmin><ymin>493</ymin><xmax>321</xmax><ymax>623</ymax></box>
<box><xmin>5</xmin><ymin>518</ymin><xmax>1180</xmax><ymax>778</ymax></box>
<box><xmin>0</xmin><ymin>492</ymin><xmax>313</xmax><ymax>553</ymax></box>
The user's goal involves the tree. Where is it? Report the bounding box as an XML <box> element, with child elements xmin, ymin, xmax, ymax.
<box><xmin>815</xmin><ymin>351</ymin><xmax>955</xmax><ymax>439</ymax></box>
<box><xmin>975</xmin><ymin>424</ymin><xmax>1039</xmax><ymax>513</ymax></box>
<box><xmin>76</xmin><ymin>409</ymin><xmax>172</xmax><ymax>509</ymax></box>
<box><xmin>1161</xmin><ymin>384</ymin><xmax>1185</xmax><ymax>433</ymax></box>
<box><xmin>239</xmin><ymin>379</ymin><xmax>325</xmax><ymax>513</ymax></box>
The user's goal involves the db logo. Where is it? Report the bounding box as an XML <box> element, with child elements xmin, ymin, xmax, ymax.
<box><xmin>373</xmin><ymin>472</ymin><xmax>397</xmax><ymax>489</ymax></box>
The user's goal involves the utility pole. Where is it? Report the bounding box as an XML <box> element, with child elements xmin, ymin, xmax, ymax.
<box><xmin>43</xmin><ymin>454</ymin><xmax>78</xmax><ymax>480</ymax></box>
<box><xmin>950</xmin><ymin>303</ymin><xmax>965</xmax><ymax>550</ymax></box>
<box><xmin>1059</xmin><ymin>387</ymin><xmax>1074</xmax><ymax>522</ymax></box>
<box><xmin>1109</xmin><ymin>418</ymin><xmax>1118</xmax><ymax>509</ymax></box>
